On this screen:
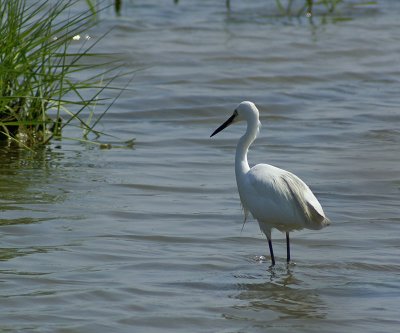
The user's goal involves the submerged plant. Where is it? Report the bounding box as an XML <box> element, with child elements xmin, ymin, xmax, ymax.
<box><xmin>0</xmin><ymin>0</ymin><xmax>128</xmax><ymax>147</ymax></box>
<box><xmin>275</xmin><ymin>0</ymin><xmax>344</xmax><ymax>16</ymax></box>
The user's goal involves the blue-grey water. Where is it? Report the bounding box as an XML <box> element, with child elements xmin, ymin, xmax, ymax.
<box><xmin>1</xmin><ymin>0</ymin><xmax>400</xmax><ymax>332</ymax></box>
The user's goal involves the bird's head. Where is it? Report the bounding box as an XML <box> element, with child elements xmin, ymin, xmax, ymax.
<box><xmin>210</xmin><ymin>101</ymin><xmax>260</xmax><ymax>137</ymax></box>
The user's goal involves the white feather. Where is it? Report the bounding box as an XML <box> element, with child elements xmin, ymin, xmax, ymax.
<box><xmin>211</xmin><ymin>101</ymin><xmax>330</xmax><ymax>264</ymax></box>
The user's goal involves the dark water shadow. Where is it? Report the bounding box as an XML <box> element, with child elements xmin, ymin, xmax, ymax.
<box><xmin>0</xmin><ymin>142</ymin><xmax>67</xmax><ymax>213</ymax></box>
<box><xmin>0</xmin><ymin>142</ymin><xmax>83</xmax><ymax>261</ymax></box>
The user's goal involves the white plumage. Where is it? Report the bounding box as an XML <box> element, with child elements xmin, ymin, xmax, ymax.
<box><xmin>211</xmin><ymin>101</ymin><xmax>330</xmax><ymax>265</ymax></box>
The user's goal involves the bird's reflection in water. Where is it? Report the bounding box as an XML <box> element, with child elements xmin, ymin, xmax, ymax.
<box><xmin>226</xmin><ymin>264</ymin><xmax>327</xmax><ymax>323</ymax></box>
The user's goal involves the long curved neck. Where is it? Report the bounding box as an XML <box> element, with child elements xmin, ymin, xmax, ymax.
<box><xmin>235</xmin><ymin>119</ymin><xmax>259</xmax><ymax>177</ymax></box>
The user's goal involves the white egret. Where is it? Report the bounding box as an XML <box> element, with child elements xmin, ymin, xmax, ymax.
<box><xmin>210</xmin><ymin>101</ymin><xmax>330</xmax><ymax>265</ymax></box>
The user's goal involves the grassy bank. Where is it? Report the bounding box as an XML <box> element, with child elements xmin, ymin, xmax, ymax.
<box><xmin>0</xmin><ymin>0</ymin><xmax>126</xmax><ymax>147</ymax></box>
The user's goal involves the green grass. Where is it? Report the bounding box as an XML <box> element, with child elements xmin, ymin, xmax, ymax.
<box><xmin>0</xmin><ymin>0</ymin><xmax>128</xmax><ymax>147</ymax></box>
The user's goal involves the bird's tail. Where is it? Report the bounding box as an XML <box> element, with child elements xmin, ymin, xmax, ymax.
<box><xmin>322</xmin><ymin>216</ymin><xmax>331</xmax><ymax>227</ymax></box>
<box><xmin>306</xmin><ymin>202</ymin><xmax>330</xmax><ymax>230</ymax></box>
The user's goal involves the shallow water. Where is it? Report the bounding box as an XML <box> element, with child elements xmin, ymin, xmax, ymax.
<box><xmin>1</xmin><ymin>0</ymin><xmax>400</xmax><ymax>332</ymax></box>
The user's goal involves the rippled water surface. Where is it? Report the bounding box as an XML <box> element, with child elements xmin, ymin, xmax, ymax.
<box><xmin>1</xmin><ymin>1</ymin><xmax>400</xmax><ymax>332</ymax></box>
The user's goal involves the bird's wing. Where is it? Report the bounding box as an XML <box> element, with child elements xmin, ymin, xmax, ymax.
<box><xmin>247</xmin><ymin>164</ymin><xmax>329</xmax><ymax>229</ymax></box>
<box><xmin>280</xmin><ymin>172</ymin><xmax>326</xmax><ymax>225</ymax></box>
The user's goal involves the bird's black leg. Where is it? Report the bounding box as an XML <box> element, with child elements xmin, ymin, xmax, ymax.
<box><xmin>267</xmin><ymin>237</ymin><xmax>275</xmax><ymax>266</ymax></box>
<box><xmin>286</xmin><ymin>232</ymin><xmax>291</xmax><ymax>263</ymax></box>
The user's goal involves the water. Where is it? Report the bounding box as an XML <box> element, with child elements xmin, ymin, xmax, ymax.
<box><xmin>1</xmin><ymin>0</ymin><xmax>400</xmax><ymax>332</ymax></box>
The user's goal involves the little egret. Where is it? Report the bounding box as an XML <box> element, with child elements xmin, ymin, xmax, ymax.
<box><xmin>210</xmin><ymin>101</ymin><xmax>330</xmax><ymax>265</ymax></box>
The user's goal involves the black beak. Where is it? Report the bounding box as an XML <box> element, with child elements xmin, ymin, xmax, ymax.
<box><xmin>210</xmin><ymin>113</ymin><xmax>236</xmax><ymax>137</ymax></box>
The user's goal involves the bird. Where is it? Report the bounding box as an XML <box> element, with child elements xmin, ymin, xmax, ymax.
<box><xmin>210</xmin><ymin>101</ymin><xmax>330</xmax><ymax>265</ymax></box>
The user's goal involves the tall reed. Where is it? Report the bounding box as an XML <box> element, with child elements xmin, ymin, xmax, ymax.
<box><xmin>0</xmin><ymin>0</ymin><xmax>126</xmax><ymax>146</ymax></box>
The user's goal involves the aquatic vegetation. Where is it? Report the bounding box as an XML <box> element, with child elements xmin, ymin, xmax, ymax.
<box><xmin>86</xmin><ymin>0</ymin><xmax>122</xmax><ymax>15</ymax></box>
<box><xmin>101</xmin><ymin>0</ymin><xmax>377</xmax><ymax>18</ymax></box>
<box><xmin>275</xmin><ymin>0</ymin><xmax>344</xmax><ymax>16</ymax></box>
<box><xmin>0</xmin><ymin>0</ymin><xmax>128</xmax><ymax>147</ymax></box>
<box><xmin>274</xmin><ymin>0</ymin><xmax>377</xmax><ymax>18</ymax></box>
